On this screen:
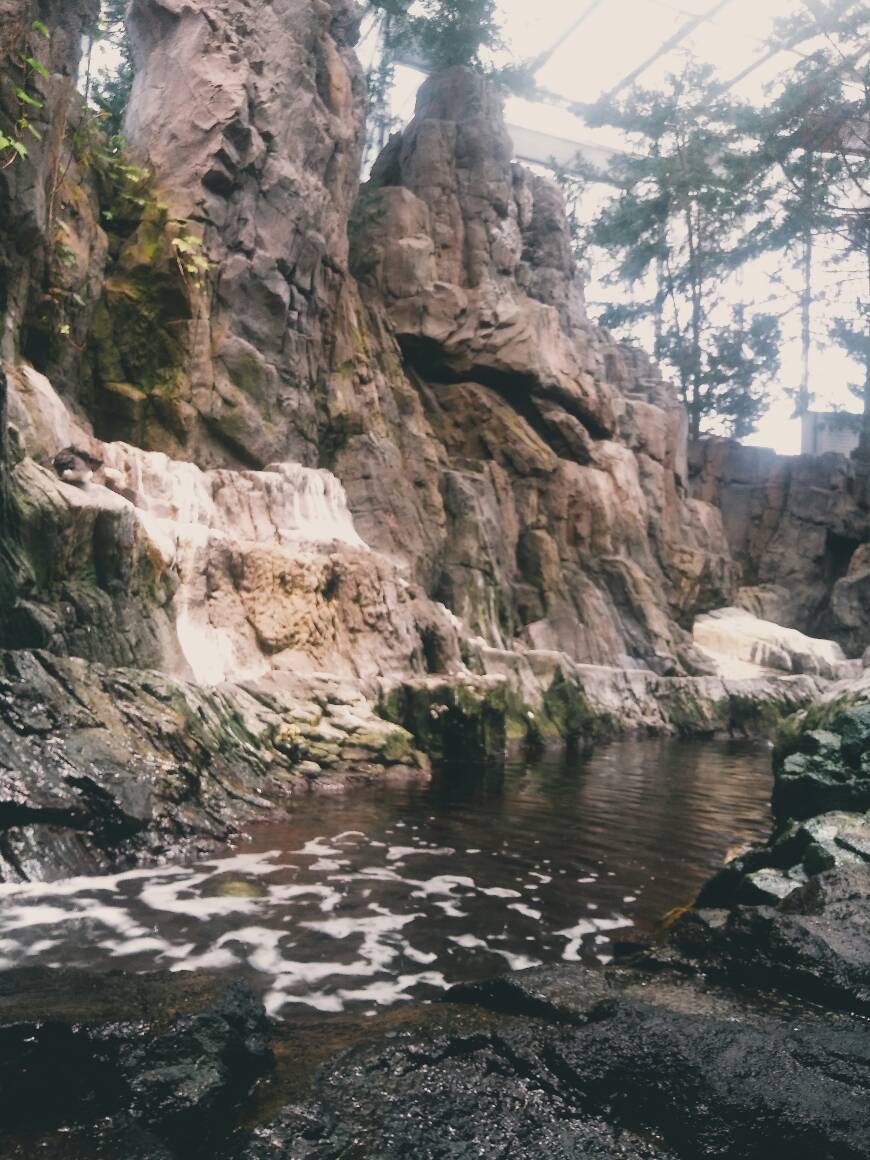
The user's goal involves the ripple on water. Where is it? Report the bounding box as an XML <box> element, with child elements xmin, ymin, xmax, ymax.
<box><xmin>0</xmin><ymin>737</ymin><xmax>772</xmax><ymax>1016</ymax></box>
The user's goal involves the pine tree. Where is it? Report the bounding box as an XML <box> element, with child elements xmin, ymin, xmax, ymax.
<box><xmin>363</xmin><ymin>0</ymin><xmax>509</xmax><ymax>168</ymax></box>
<box><xmin>367</xmin><ymin>0</ymin><xmax>501</xmax><ymax>73</ymax></box>
<box><xmin>745</xmin><ymin>1</ymin><xmax>869</xmax><ymax>424</ymax></box>
<box><xmin>89</xmin><ymin>0</ymin><xmax>133</xmax><ymax>140</ymax></box>
<box><xmin>580</xmin><ymin>62</ymin><xmax>780</xmax><ymax>438</ymax></box>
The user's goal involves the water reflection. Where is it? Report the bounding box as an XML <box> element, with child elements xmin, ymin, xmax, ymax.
<box><xmin>0</xmin><ymin>737</ymin><xmax>771</xmax><ymax>1016</ymax></box>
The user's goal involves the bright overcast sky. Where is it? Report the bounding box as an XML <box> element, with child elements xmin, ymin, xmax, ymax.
<box><xmin>371</xmin><ymin>0</ymin><xmax>863</xmax><ymax>454</ymax></box>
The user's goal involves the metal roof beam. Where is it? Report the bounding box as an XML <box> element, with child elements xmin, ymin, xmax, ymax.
<box><xmin>527</xmin><ymin>0</ymin><xmax>606</xmax><ymax>75</ymax></box>
<box><xmin>603</xmin><ymin>0</ymin><xmax>738</xmax><ymax>98</ymax></box>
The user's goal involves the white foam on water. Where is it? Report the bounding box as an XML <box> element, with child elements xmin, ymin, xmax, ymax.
<box><xmin>139</xmin><ymin>877</ymin><xmax>263</xmax><ymax>918</ymax></box>
<box><xmin>409</xmin><ymin>875</ymin><xmax>475</xmax><ymax>898</ymax></box>
<box><xmin>449</xmin><ymin>934</ymin><xmax>489</xmax><ymax>950</ymax></box>
<box><xmin>0</xmin><ymin>814</ymin><xmax>643</xmax><ymax>1017</ymax></box>
<box><xmin>293</xmin><ymin>838</ymin><xmax>343</xmax><ymax>857</ymax></box>
<box><xmin>386</xmin><ymin>845</ymin><xmax>455</xmax><ymax>862</ymax></box>
<box><xmin>403</xmin><ymin>945</ymin><xmax>438</xmax><ymax>964</ymax></box>
<box><xmin>508</xmin><ymin>903</ymin><xmax>542</xmax><ymax>920</ymax></box>
<box><xmin>491</xmin><ymin>949</ymin><xmax>542</xmax><ymax>971</ymax></box>
<box><xmin>438</xmin><ymin>900</ymin><xmax>469</xmax><ymax>917</ymax></box>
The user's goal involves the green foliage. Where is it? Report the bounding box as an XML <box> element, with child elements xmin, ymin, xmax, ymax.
<box><xmin>736</xmin><ymin>3</ymin><xmax>869</xmax><ymax>420</ymax></box>
<box><xmin>363</xmin><ymin>0</ymin><xmax>521</xmax><ymax>168</ymax></box>
<box><xmin>0</xmin><ymin>19</ymin><xmax>50</xmax><ymax>169</ymax></box>
<box><xmin>407</xmin><ymin>0</ymin><xmax>501</xmax><ymax>71</ymax></box>
<box><xmin>368</xmin><ymin>0</ymin><xmax>502</xmax><ymax>71</ymax></box>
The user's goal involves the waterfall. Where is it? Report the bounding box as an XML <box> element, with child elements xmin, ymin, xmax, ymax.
<box><xmin>8</xmin><ymin>366</ymin><xmax>370</xmax><ymax>686</ymax></box>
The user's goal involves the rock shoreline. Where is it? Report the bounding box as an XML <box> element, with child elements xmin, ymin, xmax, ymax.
<box><xmin>1</xmin><ymin>697</ymin><xmax>868</xmax><ymax>1159</ymax></box>
<box><xmin>0</xmin><ymin>641</ymin><xmax>823</xmax><ymax>883</ymax></box>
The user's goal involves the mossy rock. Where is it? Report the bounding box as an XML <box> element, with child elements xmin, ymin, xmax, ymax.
<box><xmin>381</xmin><ymin>679</ymin><xmax>515</xmax><ymax>763</ymax></box>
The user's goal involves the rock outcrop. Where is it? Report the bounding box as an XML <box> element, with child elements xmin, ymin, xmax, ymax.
<box><xmin>690</xmin><ymin>438</ymin><xmax>870</xmax><ymax>654</ymax></box>
<box><xmin>693</xmin><ymin>606</ymin><xmax>861</xmax><ymax>680</ymax></box>
<box><xmin>350</xmin><ymin>69</ymin><xmax>733</xmax><ymax>671</ymax></box>
<box><xmin>671</xmin><ymin>679</ymin><xmax>870</xmax><ymax>1011</ymax></box>
<box><xmin>117</xmin><ymin>0</ymin><xmax>367</xmax><ymax>468</ymax></box>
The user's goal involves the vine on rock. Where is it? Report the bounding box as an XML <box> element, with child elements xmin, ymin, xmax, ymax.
<box><xmin>0</xmin><ymin>19</ymin><xmax>50</xmax><ymax>168</ymax></box>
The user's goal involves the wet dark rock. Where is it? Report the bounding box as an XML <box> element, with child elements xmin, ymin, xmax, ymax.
<box><xmin>240</xmin><ymin>1020</ymin><xmax>678</xmax><ymax>1160</ymax></box>
<box><xmin>671</xmin><ymin>866</ymin><xmax>870</xmax><ymax>1013</ymax></box>
<box><xmin>773</xmin><ymin>707</ymin><xmax>870</xmax><ymax>820</ymax></box>
<box><xmin>0</xmin><ymin>967</ymin><xmax>270</xmax><ymax>1154</ymax></box>
<box><xmin>231</xmin><ymin>975</ymin><xmax>870</xmax><ymax>1160</ymax></box>
<box><xmin>124</xmin><ymin>981</ymin><xmax>271</xmax><ymax>1142</ymax></box>
<box><xmin>551</xmin><ymin>997</ymin><xmax>870</xmax><ymax>1160</ymax></box>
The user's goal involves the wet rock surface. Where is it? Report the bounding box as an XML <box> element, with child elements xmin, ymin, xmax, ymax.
<box><xmin>0</xmin><ymin>646</ymin><xmax>868</xmax><ymax>1158</ymax></box>
<box><xmin>0</xmin><ymin>648</ymin><xmax>427</xmax><ymax>882</ymax></box>
<box><xmin>4</xmin><ymin>953</ymin><xmax>869</xmax><ymax>1159</ymax></box>
<box><xmin>670</xmin><ymin>690</ymin><xmax>870</xmax><ymax>1016</ymax></box>
<box><xmin>0</xmin><ymin>967</ymin><xmax>271</xmax><ymax>1157</ymax></box>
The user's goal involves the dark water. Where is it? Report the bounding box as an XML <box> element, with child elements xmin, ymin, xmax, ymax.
<box><xmin>0</xmin><ymin>738</ymin><xmax>771</xmax><ymax>1017</ymax></box>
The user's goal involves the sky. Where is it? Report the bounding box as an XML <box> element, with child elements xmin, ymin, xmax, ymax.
<box><xmin>365</xmin><ymin>0</ymin><xmax>866</xmax><ymax>454</ymax></box>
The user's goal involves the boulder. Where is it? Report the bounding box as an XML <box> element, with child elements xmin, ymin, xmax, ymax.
<box><xmin>693</xmin><ymin>606</ymin><xmax>859</xmax><ymax>680</ymax></box>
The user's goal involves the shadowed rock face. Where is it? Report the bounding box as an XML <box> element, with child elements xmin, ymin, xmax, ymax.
<box><xmin>0</xmin><ymin>0</ymin><xmax>103</xmax><ymax>371</ymax></box>
<box><xmin>690</xmin><ymin>438</ymin><xmax>870</xmax><ymax>655</ymax></box>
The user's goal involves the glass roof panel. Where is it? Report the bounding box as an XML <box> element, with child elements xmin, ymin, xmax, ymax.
<box><xmin>495</xmin><ymin>0</ymin><xmax>806</xmax><ymax>105</ymax></box>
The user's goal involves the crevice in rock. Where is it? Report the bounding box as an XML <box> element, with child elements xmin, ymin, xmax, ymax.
<box><xmin>399</xmin><ymin>333</ymin><xmax>608</xmax><ymax>460</ymax></box>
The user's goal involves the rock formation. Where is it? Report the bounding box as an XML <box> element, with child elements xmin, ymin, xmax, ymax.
<box><xmin>0</xmin><ymin>0</ymin><xmax>854</xmax><ymax>883</ymax></box>
<box><xmin>110</xmin><ymin>21</ymin><xmax>736</xmax><ymax>675</ymax></box>
<box><xmin>0</xmin><ymin>5</ymin><xmax>868</xmax><ymax>1157</ymax></box>
<box><xmin>690</xmin><ymin>438</ymin><xmax>870</xmax><ymax>654</ymax></box>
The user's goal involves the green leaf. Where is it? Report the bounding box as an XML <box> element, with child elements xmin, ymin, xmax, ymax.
<box><xmin>21</xmin><ymin>55</ymin><xmax>50</xmax><ymax>79</ymax></box>
<box><xmin>31</xmin><ymin>19</ymin><xmax>50</xmax><ymax>37</ymax></box>
<box><xmin>25</xmin><ymin>121</ymin><xmax>42</xmax><ymax>141</ymax></box>
<box><xmin>15</xmin><ymin>87</ymin><xmax>44</xmax><ymax>109</ymax></box>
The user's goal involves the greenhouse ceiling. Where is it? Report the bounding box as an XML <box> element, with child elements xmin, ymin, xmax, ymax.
<box><xmin>370</xmin><ymin>0</ymin><xmax>866</xmax><ymax>173</ymax></box>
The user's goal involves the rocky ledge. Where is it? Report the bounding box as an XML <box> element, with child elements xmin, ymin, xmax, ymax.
<box><xmin>0</xmin><ymin>641</ymin><xmax>825</xmax><ymax>883</ymax></box>
<box><xmin>2</xmin><ymin>690</ymin><xmax>868</xmax><ymax>1159</ymax></box>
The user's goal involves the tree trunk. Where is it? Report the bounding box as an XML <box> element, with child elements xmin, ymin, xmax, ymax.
<box><xmin>798</xmin><ymin>150</ymin><xmax>814</xmax><ymax>418</ymax></box>
<box><xmin>860</xmin><ymin>240</ymin><xmax>870</xmax><ymax>459</ymax></box>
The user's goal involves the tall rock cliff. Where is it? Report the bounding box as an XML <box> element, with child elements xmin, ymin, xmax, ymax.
<box><xmin>118</xmin><ymin>30</ymin><xmax>734</xmax><ymax>673</ymax></box>
<box><xmin>347</xmin><ymin>69</ymin><xmax>732</xmax><ymax>670</ymax></box>
<box><xmin>691</xmin><ymin>438</ymin><xmax>870</xmax><ymax>655</ymax></box>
